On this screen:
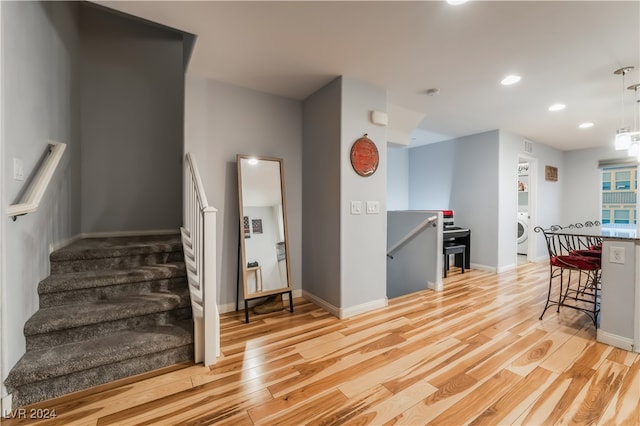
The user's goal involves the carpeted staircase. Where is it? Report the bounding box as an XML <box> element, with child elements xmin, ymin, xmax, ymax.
<box><xmin>4</xmin><ymin>233</ymin><xmax>194</xmax><ymax>407</ymax></box>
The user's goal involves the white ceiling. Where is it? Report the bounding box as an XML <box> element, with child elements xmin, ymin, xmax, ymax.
<box><xmin>98</xmin><ymin>0</ymin><xmax>640</xmax><ymax>151</ymax></box>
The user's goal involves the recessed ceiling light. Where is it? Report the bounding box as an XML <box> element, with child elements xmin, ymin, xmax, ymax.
<box><xmin>501</xmin><ymin>75</ymin><xmax>521</xmax><ymax>85</ymax></box>
<box><xmin>548</xmin><ymin>103</ymin><xmax>566</xmax><ymax>112</ymax></box>
<box><xmin>579</xmin><ymin>122</ymin><xmax>594</xmax><ymax>129</ymax></box>
<box><xmin>248</xmin><ymin>158</ymin><xmax>259</xmax><ymax>165</ymax></box>
<box><xmin>447</xmin><ymin>0</ymin><xmax>468</xmax><ymax>5</ymax></box>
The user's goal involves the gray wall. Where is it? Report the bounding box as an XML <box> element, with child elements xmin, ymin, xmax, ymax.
<box><xmin>339</xmin><ymin>77</ymin><xmax>387</xmax><ymax>312</ymax></box>
<box><xmin>387</xmin><ymin>211</ymin><xmax>441</xmax><ymax>298</ymax></box>
<box><xmin>302</xmin><ymin>76</ymin><xmax>387</xmax><ymax>315</ymax></box>
<box><xmin>408</xmin><ymin>140</ymin><xmax>456</xmax><ymax>210</ymax></box>
<box><xmin>1</xmin><ymin>1</ymin><xmax>81</xmax><ymax>397</ymax></box>
<box><xmin>401</xmin><ymin>129</ymin><xmax>570</xmax><ymax>269</ymax></box>
<box><xmin>600</xmin><ymin>240</ymin><xmax>636</xmax><ymax>344</ymax></box>
<box><xmin>401</xmin><ymin>130</ymin><xmax>632</xmax><ymax>270</ymax></box>
<box><xmin>302</xmin><ymin>78</ymin><xmax>342</xmax><ymax>307</ymax></box>
<box><xmin>2</xmin><ymin>2</ymin><xmax>191</xmax><ymax>401</ymax></box>
<box><xmin>184</xmin><ymin>77</ymin><xmax>303</xmax><ymax>310</ymax></box>
<box><xmin>408</xmin><ymin>131</ymin><xmax>500</xmax><ymax>269</ymax></box>
<box><xmin>449</xmin><ymin>131</ymin><xmax>500</xmax><ymax>269</ymax></box>
<box><xmin>79</xmin><ymin>5</ymin><xmax>184</xmax><ymax>234</ymax></box>
<box><xmin>387</xmin><ymin>146</ymin><xmax>409</xmax><ymax>211</ymax></box>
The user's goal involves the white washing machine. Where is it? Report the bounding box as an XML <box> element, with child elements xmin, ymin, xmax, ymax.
<box><xmin>517</xmin><ymin>212</ymin><xmax>529</xmax><ymax>255</ymax></box>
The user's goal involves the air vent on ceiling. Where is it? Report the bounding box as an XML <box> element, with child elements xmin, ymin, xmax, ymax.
<box><xmin>524</xmin><ymin>140</ymin><xmax>533</xmax><ymax>153</ymax></box>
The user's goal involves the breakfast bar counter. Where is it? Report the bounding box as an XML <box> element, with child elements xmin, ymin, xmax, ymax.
<box><xmin>548</xmin><ymin>225</ymin><xmax>639</xmax><ymax>353</ymax></box>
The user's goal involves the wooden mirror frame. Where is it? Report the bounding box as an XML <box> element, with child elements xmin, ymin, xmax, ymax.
<box><xmin>237</xmin><ymin>155</ymin><xmax>293</xmax><ymax>321</ymax></box>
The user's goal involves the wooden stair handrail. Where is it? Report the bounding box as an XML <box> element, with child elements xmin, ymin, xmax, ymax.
<box><xmin>387</xmin><ymin>215</ymin><xmax>438</xmax><ymax>259</ymax></box>
<box><xmin>7</xmin><ymin>141</ymin><xmax>66</xmax><ymax>220</ymax></box>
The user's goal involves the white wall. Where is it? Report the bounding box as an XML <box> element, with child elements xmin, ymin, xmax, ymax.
<box><xmin>0</xmin><ymin>0</ymin><xmax>4</xmax><ymax>405</ymax></box>
<box><xmin>497</xmin><ymin>131</ymin><xmax>520</xmax><ymax>270</ymax></box>
<box><xmin>340</xmin><ymin>77</ymin><xmax>387</xmax><ymax>313</ymax></box>
<box><xmin>387</xmin><ymin>146</ymin><xmax>409</xmax><ymax>210</ymax></box>
<box><xmin>498</xmin><ymin>131</ymin><xmax>563</xmax><ymax>267</ymax></box>
<box><xmin>184</xmin><ymin>77</ymin><xmax>302</xmax><ymax>310</ymax></box>
<box><xmin>562</xmin><ymin>145</ymin><xmax>626</xmax><ymax>225</ymax></box>
<box><xmin>506</xmin><ymin>134</ymin><xmax>564</xmax><ymax>262</ymax></box>
<box><xmin>79</xmin><ymin>5</ymin><xmax>184</xmax><ymax>234</ymax></box>
<box><xmin>1</xmin><ymin>1</ymin><xmax>81</xmax><ymax>400</ymax></box>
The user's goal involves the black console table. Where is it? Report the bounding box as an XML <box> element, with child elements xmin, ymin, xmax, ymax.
<box><xmin>443</xmin><ymin>226</ymin><xmax>471</xmax><ymax>269</ymax></box>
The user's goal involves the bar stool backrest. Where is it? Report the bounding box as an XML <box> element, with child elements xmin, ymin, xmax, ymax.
<box><xmin>534</xmin><ymin>224</ymin><xmax>603</xmax><ymax>259</ymax></box>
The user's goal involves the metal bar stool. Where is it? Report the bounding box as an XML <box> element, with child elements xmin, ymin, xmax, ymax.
<box><xmin>535</xmin><ymin>225</ymin><xmax>601</xmax><ymax>328</ymax></box>
<box><xmin>443</xmin><ymin>243</ymin><xmax>466</xmax><ymax>277</ymax></box>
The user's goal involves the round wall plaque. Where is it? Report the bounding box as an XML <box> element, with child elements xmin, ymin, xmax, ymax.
<box><xmin>350</xmin><ymin>135</ymin><xmax>379</xmax><ymax>177</ymax></box>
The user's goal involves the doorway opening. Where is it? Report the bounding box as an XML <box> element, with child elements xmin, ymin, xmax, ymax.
<box><xmin>517</xmin><ymin>156</ymin><xmax>536</xmax><ymax>264</ymax></box>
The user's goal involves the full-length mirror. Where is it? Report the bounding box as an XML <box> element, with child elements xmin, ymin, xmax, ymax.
<box><xmin>237</xmin><ymin>155</ymin><xmax>292</xmax><ymax>304</ymax></box>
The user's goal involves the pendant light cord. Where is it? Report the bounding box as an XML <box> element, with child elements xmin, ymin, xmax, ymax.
<box><xmin>633</xmin><ymin>73</ymin><xmax>640</xmax><ymax>134</ymax></box>
<box><xmin>621</xmin><ymin>68</ymin><xmax>627</xmax><ymax>129</ymax></box>
<box><xmin>615</xmin><ymin>66</ymin><xmax>635</xmax><ymax>131</ymax></box>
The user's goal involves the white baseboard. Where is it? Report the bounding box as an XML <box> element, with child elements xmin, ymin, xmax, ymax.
<box><xmin>302</xmin><ymin>290</ymin><xmax>388</xmax><ymax>319</ymax></box>
<box><xmin>428</xmin><ymin>280</ymin><xmax>442</xmax><ymax>291</ymax></box>
<box><xmin>218</xmin><ymin>289</ymin><xmax>302</xmax><ymax>314</ymax></box>
<box><xmin>339</xmin><ymin>297</ymin><xmax>388</xmax><ymax>319</ymax></box>
<box><xmin>1</xmin><ymin>393</ymin><xmax>12</xmax><ymax>418</ymax></box>
<box><xmin>470</xmin><ymin>263</ymin><xmax>496</xmax><ymax>273</ymax></box>
<box><xmin>300</xmin><ymin>290</ymin><xmax>389</xmax><ymax>319</ymax></box>
<box><xmin>597</xmin><ymin>329</ymin><xmax>636</xmax><ymax>352</ymax></box>
<box><xmin>302</xmin><ymin>290</ymin><xmax>340</xmax><ymax>318</ymax></box>
<box><xmin>219</xmin><ymin>301</ymin><xmax>238</xmax><ymax>314</ymax></box>
<box><xmin>49</xmin><ymin>234</ymin><xmax>80</xmax><ymax>254</ymax></box>
<box><xmin>533</xmin><ymin>255</ymin><xmax>549</xmax><ymax>263</ymax></box>
<box><xmin>497</xmin><ymin>263</ymin><xmax>517</xmax><ymax>273</ymax></box>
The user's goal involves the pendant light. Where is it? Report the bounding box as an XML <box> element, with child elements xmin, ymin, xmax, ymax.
<box><xmin>614</xmin><ymin>66</ymin><xmax>634</xmax><ymax>150</ymax></box>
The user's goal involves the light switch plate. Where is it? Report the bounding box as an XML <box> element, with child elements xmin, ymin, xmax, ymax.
<box><xmin>366</xmin><ymin>201</ymin><xmax>380</xmax><ymax>214</ymax></box>
<box><xmin>350</xmin><ymin>201</ymin><xmax>362</xmax><ymax>215</ymax></box>
<box><xmin>610</xmin><ymin>246</ymin><xmax>625</xmax><ymax>264</ymax></box>
<box><xmin>13</xmin><ymin>158</ymin><xmax>24</xmax><ymax>181</ymax></box>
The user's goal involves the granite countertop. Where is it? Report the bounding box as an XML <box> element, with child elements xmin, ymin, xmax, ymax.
<box><xmin>549</xmin><ymin>224</ymin><xmax>639</xmax><ymax>240</ymax></box>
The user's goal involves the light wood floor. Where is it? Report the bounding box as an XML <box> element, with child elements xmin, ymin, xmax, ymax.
<box><xmin>3</xmin><ymin>262</ymin><xmax>639</xmax><ymax>425</ymax></box>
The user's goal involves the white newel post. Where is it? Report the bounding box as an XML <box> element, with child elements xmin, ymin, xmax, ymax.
<box><xmin>182</xmin><ymin>153</ymin><xmax>219</xmax><ymax>366</ymax></box>
<box><xmin>202</xmin><ymin>207</ymin><xmax>219</xmax><ymax>363</ymax></box>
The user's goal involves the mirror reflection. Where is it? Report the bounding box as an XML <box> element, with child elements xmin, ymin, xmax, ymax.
<box><xmin>238</xmin><ymin>156</ymin><xmax>291</xmax><ymax>299</ymax></box>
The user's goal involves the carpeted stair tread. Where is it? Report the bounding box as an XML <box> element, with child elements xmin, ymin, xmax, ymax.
<box><xmin>25</xmin><ymin>289</ymin><xmax>190</xmax><ymax>335</ymax></box>
<box><xmin>38</xmin><ymin>262</ymin><xmax>186</xmax><ymax>294</ymax></box>
<box><xmin>6</xmin><ymin>322</ymin><xmax>193</xmax><ymax>387</ymax></box>
<box><xmin>5</xmin><ymin>232</ymin><xmax>195</xmax><ymax>407</ymax></box>
<box><xmin>50</xmin><ymin>234</ymin><xmax>182</xmax><ymax>262</ymax></box>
